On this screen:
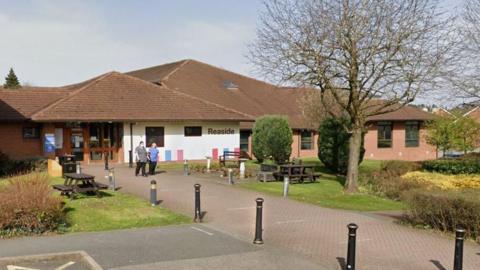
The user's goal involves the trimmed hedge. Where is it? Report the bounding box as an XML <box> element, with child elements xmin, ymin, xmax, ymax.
<box><xmin>402</xmin><ymin>189</ymin><xmax>480</xmax><ymax>241</ymax></box>
<box><xmin>422</xmin><ymin>159</ymin><xmax>480</xmax><ymax>174</ymax></box>
<box><xmin>0</xmin><ymin>151</ymin><xmax>47</xmax><ymax>177</ymax></box>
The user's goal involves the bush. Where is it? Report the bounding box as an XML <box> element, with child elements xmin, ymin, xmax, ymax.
<box><xmin>402</xmin><ymin>171</ymin><xmax>480</xmax><ymax>190</ymax></box>
<box><xmin>360</xmin><ymin>160</ymin><xmax>423</xmax><ymax>200</ymax></box>
<box><xmin>0</xmin><ymin>173</ymin><xmax>65</xmax><ymax>237</ymax></box>
<box><xmin>422</xmin><ymin>159</ymin><xmax>480</xmax><ymax>174</ymax></box>
<box><xmin>252</xmin><ymin>115</ymin><xmax>293</xmax><ymax>164</ymax></box>
<box><xmin>0</xmin><ymin>151</ymin><xmax>47</xmax><ymax>177</ymax></box>
<box><xmin>402</xmin><ymin>189</ymin><xmax>480</xmax><ymax>240</ymax></box>
<box><xmin>318</xmin><ymin>117</ymin><xmax>365</xmax><ymax>174</ymax></box>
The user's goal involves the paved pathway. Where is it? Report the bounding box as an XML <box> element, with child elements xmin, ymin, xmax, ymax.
<box><xmin>85</xmin><ymin>164</ymin><xmax>480</xmax><ymax>270</ymax></box>
<box><xmin>0</xmin><ymin>225</ymin><xmax>321</xmax><ymax>270</ymax></box>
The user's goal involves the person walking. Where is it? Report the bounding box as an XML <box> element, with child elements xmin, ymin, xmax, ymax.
<box><xmin>148</xmin><ymin>142</ymin><xmax>159</xmax><ymax>175</ymax></box>
<box><xmin>135</xmin><ymin>141</ymin><xmax>148</xmax><ymax>177</ymax></box>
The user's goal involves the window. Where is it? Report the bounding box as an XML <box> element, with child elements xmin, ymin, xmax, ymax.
<box><xmin>377</xmin><ymin>121</ymin><xmax>393</xmax><ymax>148</ymax></box>
<box><xmin>240</xmin><ymin>130</ymin><xmax>250</xmax><ymax>152</ymax></box>
<box><xmin>146</xmin><ymin>127</ymin><xmax>164</xmax><ymax>147</ymax></box>
<box><xmin>300</xmin><ymin>130</ymin><xmax>313</xmax><ymax>150</ymax></box>
<box><xmin>184</xmin><ymin>126</ymin><xmax>202</xmax><ymax>137</ymax></box>
<box><xmin>405</xmin><ymin>121</ymin><xmax>420</xmax><ymax>147</ymax></box>
<box><xmin>22</xmin><ymin>127</ymin><xmax>41</xmax><ymax>139</ymax></box>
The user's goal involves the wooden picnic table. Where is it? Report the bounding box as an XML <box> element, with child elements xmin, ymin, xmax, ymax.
<box><xmin>276</xmin><ymin>164</ymin><xmax>320</xmax><ymax>183</ymax></box>
<box><xmin>53</xmin><ymin>173</ymin><xmax>108</xmax><ymax>199</ymax></box>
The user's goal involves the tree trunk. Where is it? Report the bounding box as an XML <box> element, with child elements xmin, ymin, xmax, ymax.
<box><xmin>345</xmin><ymin>127</ymin><xmax>362</xmax><ymax>193</ymax></box>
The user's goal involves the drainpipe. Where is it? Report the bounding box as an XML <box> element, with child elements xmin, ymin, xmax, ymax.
<box><xmin>129</xmin><ymin>122</ymin><xmax>134</xmax><ymax>168</ymax></box>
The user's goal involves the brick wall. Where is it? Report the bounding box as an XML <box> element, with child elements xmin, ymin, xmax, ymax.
<box><xmin>364</xmin><ymin>121</ymin><xmax>436</xmax><ymax>161</ymax></box>
<box><xmin>290</xmin><ymin>130</ymin><xmax>318</xmax><ymax>158</ymax></box>
<box><xmin>0</xmin><ymin>122</ymin><xmax>43</xmax><ymax>159</ymax></box>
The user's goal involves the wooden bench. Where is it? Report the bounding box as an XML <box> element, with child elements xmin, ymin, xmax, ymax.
<box><xmin>275</xmin><ymin>164</ymin><xmax>321</xmax><ymax>183</ymax></box>
<box><xmin>219</xmin><ymin>151</ymin><xmax>241</xmax><ymax>167</ymax></box>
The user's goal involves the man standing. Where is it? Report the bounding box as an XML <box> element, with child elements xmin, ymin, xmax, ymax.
<box><xmin>148</xmin><ymin>142</ymin><xmax>159</xmax><ymax>175</ymax></box>
<box><xmin>135</xmin><ymin>141</ymin><xmax>148</xmax><ymax>177</ymax></box>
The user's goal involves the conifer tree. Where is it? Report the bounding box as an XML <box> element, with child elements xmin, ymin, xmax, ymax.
<box><xmin>3</xmin><ymin>68</ymin><xmax>21</xmax><ymax>89</ymax></box>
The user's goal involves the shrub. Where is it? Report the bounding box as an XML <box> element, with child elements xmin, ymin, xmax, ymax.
<box><xmin>0</xmin><ymin>173</ymin><xmax>65</xmax><ymax>237</ymax></box>
<box><xmin>422</xmin><ymin>159</ymin><xmax>480</xmax><ymax>174</ymax></box>
<box><xmin>402</xmin><ymin>189</ymin><xmax>480</xmax><ymax>240</ymax></box>
<box><xmin>252</xmin><ymin>115</ymin><xmax>293</xmax><ymax>164</ymax></box>
<box><xmin>0</xmin><ymin>151</ymin><xmax>47</xmax><ymax>177</ymax></box>
<box><xmin>402</xmin><ymin>171</ymin><xmax>480</xmax><ymax>190</ymax></box>
<box><xmin>318</xmin><ymin>117</ymin><xmax>365</xmax><ymax>174</ymax></box>
<box><xmin>380</xmin><ymin>160</ymin><xmax>422</xmax><ymax>175</ymax></box>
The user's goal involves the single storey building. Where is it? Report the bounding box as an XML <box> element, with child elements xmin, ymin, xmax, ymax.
<box><xmin>0</xmin><ymin>59</ymin><xmax>436</xmax><ymax>163</ymax></box>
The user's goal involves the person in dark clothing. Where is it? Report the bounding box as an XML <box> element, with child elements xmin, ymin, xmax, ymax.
<box><xmin>148</xmin><ymin>142</ymin><xmax>159</xmax><ymax>175</ymax></box>
<box><xmin>135</xmin><ymin>141</ymin><xmax>148</xmax><ymax>177</ymax></box>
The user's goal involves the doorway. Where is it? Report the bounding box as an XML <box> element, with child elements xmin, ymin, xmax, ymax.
<box><xmin>70</xmin><ymin>128</ymin><xmax>84</xmax><ymax>161</ymax></box>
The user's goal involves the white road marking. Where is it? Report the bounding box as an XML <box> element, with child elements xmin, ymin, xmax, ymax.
<box><xmin>55</xmin><ymin>261</ymin><xmax>75</xmax><ymax>270</ymax></box>
<box><xmin>7</xmin><ymin>266</ymin><xmax>39</xmax><ymax>270</ymax></box>
<box><xmin>275</xmin><ymin>219</ymin><xmax>305</xmax><ymax>224</ymax></box>
<box><xmin>191</xmin><ymin>226</ymin><xmax>214</xmax><ymax>236</ymax></box>
<box><xmin>226</xmin><ymin>206</ymin><xmax>255</xmax><ymax>211</ymax></box>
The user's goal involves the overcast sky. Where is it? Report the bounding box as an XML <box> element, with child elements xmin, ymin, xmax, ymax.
<box><xmin>0</xmin><ymin>0</ymin><xmax>461</xmax><ymax>87</ymax></box>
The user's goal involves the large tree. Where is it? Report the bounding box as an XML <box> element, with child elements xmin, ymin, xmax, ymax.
<box><xmin>249</xmin><ymin>0</ymin><xmax>454</xmax><ymax>192</ymax></box>
<box><xmin>3</xmin><ymin>68</ymin><xmax>21</xmax><ymax>89</ymax></box>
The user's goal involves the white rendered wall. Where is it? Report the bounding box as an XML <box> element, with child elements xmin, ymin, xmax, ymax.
<box><xmin>123</xmin><ymin>121</ymin><xmax>240</xmax><ymax>162</ymax></box>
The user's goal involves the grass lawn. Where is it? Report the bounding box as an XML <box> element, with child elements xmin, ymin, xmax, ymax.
<box><xmin>240</xmin><ymin>158</ymin><xmax>404</xmax><ymax>212</ymax></box>
<box><xmin>50</xmin><ymin>177</ymin><xmax>191</xmax><ymax>233</ymax></box>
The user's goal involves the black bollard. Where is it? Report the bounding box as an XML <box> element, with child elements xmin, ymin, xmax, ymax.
<box><xmin>253</xmin><ymin>198</ymin><xmax>264</xmax><ymax>244</ymax></box>
<box><xmin>194</xmin><ymin>184</ymin><xmax>202</xmax><ymax>222</ymax></box>
<box><xmin>150</xmin><ymin>180</ymin><xmax>157</xmax><ymax>206</ymax></box>
<box><xmin>346</xmin><ymin>223</ymin><xmax>358</xmax><ymax>270</ymax></box>
<box><xmin>104</xmin><ymin>152</ymin><xmax>109</xmax><ymax>170</ymax></box>
<box><xmin>128</xmin><ymin>150</ymin><xmax>133</xmax><ymax>168</ymax></box>
<box><xmin>453</xmin><ymin>226</ymin><xmax>466</xmax><ymax>270</ymax></box>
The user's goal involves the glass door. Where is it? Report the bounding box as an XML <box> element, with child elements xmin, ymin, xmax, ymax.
<box><xmin>70</xmin><ymin>128</ymin><xmax>84</xmax><ymax>161</ymax></box>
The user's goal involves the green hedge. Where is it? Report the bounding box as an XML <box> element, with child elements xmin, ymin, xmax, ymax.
<box><xmin>422</xmin><ymin>159</ymin><xmax>480</xmax><ymax>174</ymax></box>
<box><xmin>402</xmin><ymin>189</ymin><xmax>480</xmax><ymax>240</ymax></box>
<box><xmin>0</xmin><ymin>152</ymin><xmax>47</xmax><ymax>177</ymax></box>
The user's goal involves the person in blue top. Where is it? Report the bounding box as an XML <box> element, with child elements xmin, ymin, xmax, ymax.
<box><xmin>148</xmin><ymin>142</ymin><xmax>159</xmax><ymax>175</ymax></box>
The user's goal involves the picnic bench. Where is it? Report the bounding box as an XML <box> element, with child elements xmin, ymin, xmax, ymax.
<box><xmin>274</xmin><ymin>164</ymin><xmax>321</xmax><ymax>183</ymax></box>
<box><xmin>219</xmin><ymin>151</ymin><xmax>241</xmax><ymax>167</ymax></box>
<box><xmin>257</xmin><ymin>164</ymin><xmax>278</xmax><ymax>182</ymax></box>
<box><xmin>53</xmin><ymin>173</ymin><xmax>108</xmax><ymax>199</ymax></box>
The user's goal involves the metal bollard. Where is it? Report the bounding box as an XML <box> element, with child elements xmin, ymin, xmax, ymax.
<box><xmin>253</xmin><ymin>198</ymin><xmax>264</xmax><ymax>244</ymax></box>
<box><xmin>239</xmin><ymin>161</ymin><xmax>245</xmax><ymax>179</ymax></box>
<box><xmin>184</xmin><ymin>160</ymin><xmax>189</xmax><ymax>176</ymax></box>
<box><xmin>150</xmin><ymin>180</ymin><xmax>157</xmax><ymax>206</ymax></box>
<box><xmin>104</xmin><ymin>152</ymin><xmax>109</xmax><ymax>170</ymax></box>
<box><xmin>453</xmin><ymin>226</ymin><xmax>466</xmax><ymax>270</ymax></box>
<box><xmin>283</xmin><ymin>176</ymin><xmax>289</xmax><ymax>198</ymax></box>
<box><xmin>194</xmin><ymin>184</ymin><xmax>202</xmax><ymax>222</ymax></box>
<box><xmin>108</xmin><ymin>168</ymin><xmax>116</xmax><ymax>191</ymax></box>
<box><xmin>206</xmin><ymin>157</ymin><xmax>211</xmax><ymax>173</ymax></box>
<box><xmin>228</xmin><ymin>168</ymin><xmax>234</xmax><ymax>185</ymax></box>
<box><xmin>346</xmin><ymin>223</ymin><xmax>358</xmax><ymax>270</ymax></box>
<box><xmin>75</xmin><ymin>161</ymin><xmax>81</xmax><ymax>174</ymax></box>
<box><xmin>128</xmin><ymin>150</ymin><xmax>133</xmax><ymax>168</ymax></box>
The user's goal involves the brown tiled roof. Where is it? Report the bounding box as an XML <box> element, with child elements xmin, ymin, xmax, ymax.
<box><xmin>128</xmin><ymin>59</ymin><xmax>435</xmax><ymax>128</ymax></box>
<box><xmin>464</xmin><ymin>106</ymin><xmax>480</xmax><ymax>123</ymax></box>
<box><xmin>31</xmin><ymin>72</ymin><xmax>253</xmax><ymax>122</ymax></box>
<box><xmin>0</xmin><ymin>87</ymin><xmax>71</xmax><ymax>121</ymax></box>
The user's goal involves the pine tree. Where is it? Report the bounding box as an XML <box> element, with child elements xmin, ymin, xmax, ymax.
<box><xmin>3</xmin><ymin>68</ymin><xmax>21</xmax><ymax>89</ymax></box>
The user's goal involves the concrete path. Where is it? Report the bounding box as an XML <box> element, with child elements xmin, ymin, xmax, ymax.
<box><xmin>0</xmin><ymin>225</ymin><xmax>322</xmax><ymax>270</ymax></box>
<box><xmin>84</xmin><ymin>164</ymin><xmax>480</xmax><ymax>270</ymax></box>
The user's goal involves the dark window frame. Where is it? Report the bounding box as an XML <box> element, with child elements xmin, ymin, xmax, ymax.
<box><xmin>145</xmin><ymin>127</ymin><xmax>165</xmax><ymax>147</ymax></box>
<box><xmin>22</xmin><ymin>126</ymin><xmax>41</xmax><ymax>139</ymax></box>
<box><xmin>184</xmin><ymin>126</ymin><xmax>202</xmax><ymax>137</ymax></box>
<box><xmin>240</xmin><ymin>130</ymin><xmax>251</xmax><ymax>152</ymax></box>
<box><xmin>405</xmin><ymin>121</ymin><xmax>420</xmax><ymax>147</ymax></box>
<box><xmin>300</xmin><ymin>130</ymin><xmax>313</xmax><ymax>150</ymax></box>
<box><xmin>377</xmin><ymin>121</ymin><xmax>393</xmax><ymax>148</ymax></box>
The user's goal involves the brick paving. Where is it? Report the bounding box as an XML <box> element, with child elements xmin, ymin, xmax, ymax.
<box><xmin>85</xmin><ymin>165</ymin><xmax>480</xmax><ymax>270</ymax></box>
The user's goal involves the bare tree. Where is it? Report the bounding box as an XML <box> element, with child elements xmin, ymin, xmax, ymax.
<box><xmin>249</xmin><ymin>0</ymin><xmax>454</xmax><ymax>192</ymax></box>
<box><xmin>451</xmin><ymin>0</ymin><xmax>480</xmax><ymax>101</ymax></box>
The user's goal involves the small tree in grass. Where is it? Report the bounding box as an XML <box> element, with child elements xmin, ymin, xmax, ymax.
<box><xmin>452</xmin><ymin>116</ymin><xmax>480</xmax><ymax>154</ymax></box>
<box><xmin>252</xmin><ymin>115</ymin><xmax>293</xmax><ymax>164</ymax></box>
<box><xmin>425</xmin><ymin>117</ymin><xmax>456</xmax><ymax>157</ymax></box>
<box><xmin>318</xmin><ymin>117</ymin><xmax>365</xmax><ymax>174</ymax></box>
<box><xmin>3</xmin><ymin>68</ymin><xmax>20</xmax><ymax>89</ymax></box>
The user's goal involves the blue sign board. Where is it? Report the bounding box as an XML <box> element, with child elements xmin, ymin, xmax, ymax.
<box><xmin>44</xmin><ymin>133</ymin><xmax>55</xmax><ymax>153</ymax></box>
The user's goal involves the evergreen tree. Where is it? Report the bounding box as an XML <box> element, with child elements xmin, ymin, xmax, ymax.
<box><xmin>3</xmin><ymin>68</ymin><xmax>21</xmax><ymax>89</ymax></box>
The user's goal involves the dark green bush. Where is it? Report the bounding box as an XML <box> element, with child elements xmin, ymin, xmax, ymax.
<box><xmin>460</xmin><ymin>152</ymin><xmax>480</xmax><ymax>160</ymax></box>
<box><xmin>402</xmin><ymin>189</ymin><xmax>480</xmax><ymax>240</ymax></box>
<box><xmin>252</xmin><ymin>115</ymin><xmax>293</xmax><ymax>164</ymax></box>
<box><xmin>422</xmin><ymin>159</ymin><xmax>480</xmax><ymax>174</ymax></box>
<box><xmin>0</xmin><ymin>152</ymin><xmax>46</xmax><ymax>177</ymax></box>
<box><xmin>318</xmin><ymin>117</ymin><xmax>365</xmax><ymax>174</ymax></box>
<box><xmin>380</xmin><ymin>160</ymin><xmax>422</xmax><ymax>175</ymax></box>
